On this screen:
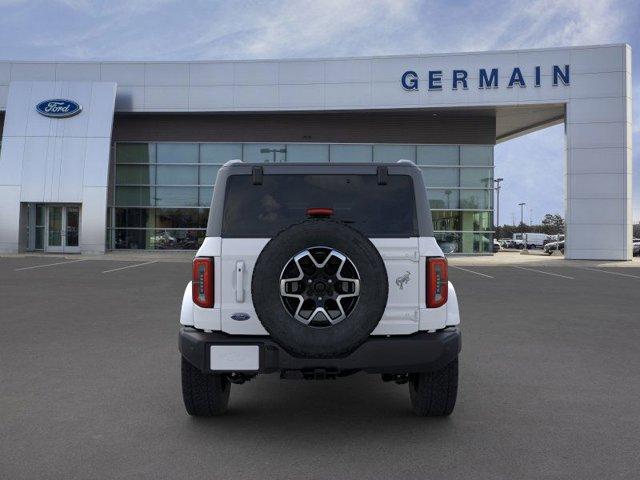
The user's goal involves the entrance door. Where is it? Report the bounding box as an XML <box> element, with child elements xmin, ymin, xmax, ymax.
<box><xmin>45</xmin><ymin>205</ymin><xmax>81</xmax><ymax>253</ymax></box>
<box><xmin>64</xmin><ymin>206</ymin><xmax>80</xmax><ymax>253</ymax></box>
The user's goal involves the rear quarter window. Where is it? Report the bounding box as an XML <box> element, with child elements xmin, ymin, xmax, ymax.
<box><xmin>222</xmin><ymin>174</ymin><xmax>418</xmax><ymax>237</ymax></box>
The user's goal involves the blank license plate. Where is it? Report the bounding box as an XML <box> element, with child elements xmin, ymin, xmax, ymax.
<box><xmin>210</xmin><ymin>345</ymin><xmax>259</xmax><ymax>371</ymax></box>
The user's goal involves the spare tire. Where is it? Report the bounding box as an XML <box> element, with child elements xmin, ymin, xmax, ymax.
<box><xmin>251</xmin><ymin>219</ymin><xmax>388</xmax><ymax>358</ymax></box>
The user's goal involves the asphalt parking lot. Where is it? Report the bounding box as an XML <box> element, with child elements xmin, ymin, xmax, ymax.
<box><xmin>2</xmin><ymin>256</ymin><xmax>639</xmax><ymax>479</ymax></box>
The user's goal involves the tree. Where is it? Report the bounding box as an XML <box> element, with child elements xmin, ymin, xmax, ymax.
<box><xmin>541</xmin><ymin>214</ymin><xmax>565</xmax><ymax>234</ymax></box>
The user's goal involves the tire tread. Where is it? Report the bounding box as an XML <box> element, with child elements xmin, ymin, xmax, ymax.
<box><xmin>181</xmin><ymin>358</ymin><xmax>231</xmax><ymax>416</ymax></box>
<box><xmin>409</xmin><ymin>357</ymin><xmax>458</xmax><ymax>416</ymax></box>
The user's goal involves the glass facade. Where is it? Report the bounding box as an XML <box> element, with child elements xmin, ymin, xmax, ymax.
<box><xmin>109</xmin><ymin>143</ymin><xmax>494</xmax><ymax>252</ymax></box>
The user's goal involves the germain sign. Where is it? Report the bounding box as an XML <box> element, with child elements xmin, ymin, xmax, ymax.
<box><xmin>36</xmin><ymin>99</ymin><xmax>82</xmax><ymax>118</ymax></box>
<box><xmin>401</xmin><ymin>65</ymin><xmax>570</xmax><ymax>91</ymax></box>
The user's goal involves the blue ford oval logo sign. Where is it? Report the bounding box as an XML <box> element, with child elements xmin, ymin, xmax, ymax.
<box><xmin>231</xmin><ymin>313</ymin><xmax>250</xmax><ymax>321</ymax></box>
<box><xmin>36</xmin><ymin>99</ymin><xmax>82</xmax><ymax>118</ymax></box>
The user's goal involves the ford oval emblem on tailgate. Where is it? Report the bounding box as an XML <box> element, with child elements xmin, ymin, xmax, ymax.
<box><xmin>231</xmin><ymin>312</ymin><xmax>250</xmax><ymax>321</ymax></box>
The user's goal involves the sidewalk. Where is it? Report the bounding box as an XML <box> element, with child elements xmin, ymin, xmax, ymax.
<box><xmin>0</xmin><ymin>251</ymin><xmax>194</xmax><ymax>262</ymax></box>
<box><xmin>449</xmin><ymin>250</ymin><xmax>640</xmax><ymax>268</ymax></box>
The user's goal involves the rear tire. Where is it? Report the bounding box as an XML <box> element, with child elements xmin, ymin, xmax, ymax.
<box><xmin>409</xmin><ymin>357</ymin><xmax>458</xmax><ymax>416</ymax></box>
<box><xmin>181</xmin><ymin>357</ymin><xmax>231</xmax><ymax>416</ymax></box>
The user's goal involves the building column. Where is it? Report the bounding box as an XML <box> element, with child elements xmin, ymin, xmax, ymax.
<box><xmin>564</xmin><ymin>45</ymin><xmax>632</xmax><ymax>261</ymax></box>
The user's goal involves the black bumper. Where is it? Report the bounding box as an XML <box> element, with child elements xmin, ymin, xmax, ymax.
<box><xmin>179</xmin><ymin>327</ymin><xmax>461</xmax><ymax>375</ymax></box>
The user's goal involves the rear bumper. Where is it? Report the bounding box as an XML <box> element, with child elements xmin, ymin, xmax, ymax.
<box><xmin>179</xmin><ymin>327</ymin><xmax>461</xmax><ymax>375</ymax></box>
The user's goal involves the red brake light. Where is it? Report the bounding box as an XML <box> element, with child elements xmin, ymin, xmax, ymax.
<box><xmin>427</xmin><ymin>257</ymin><xmax>448</xmax><ymax>308</ymax></box>
<box><xmin>306</xmin><ymin>207</ymin><xmax>334</xmax><ymax>218</ymax></box>
<box><xmin>192</xmin><ymin>257</ymin><xmax>214</xmax><ymax>308</ymax></box>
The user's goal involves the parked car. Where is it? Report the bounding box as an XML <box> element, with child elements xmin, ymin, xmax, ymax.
<box><xmin>179</xmin><ymin>160</ymin><xmax>461</xmax><ymax>417</ymax></box>
<box><xmin>492</xmin><ymin>239</ymin><xmax>501</xmax><ymax>253</ymax></box>
<box><xmin>499</xmin><ymin>238</ymin><xmax>519</xmax><ymax>249</ymax></box>
<box><xmin>513</xmin><ymin>232</ymin><xmax>551</xmax><ymax>249</ymax></box>
<box><xmin>544</xmin><ymin>240</ymin><xmax>565</xmax><ymax>255</ymax></box>
<box><xmin>633</xmin><ymin>238</ymin><xmax>640</xmax><ymax>256</ymax></box>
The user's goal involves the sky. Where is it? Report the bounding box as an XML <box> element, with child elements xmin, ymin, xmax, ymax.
<box><xmin>0</xmin><ymin>0</ymin><xmax>638</xmax><ymax>225</ymax></box>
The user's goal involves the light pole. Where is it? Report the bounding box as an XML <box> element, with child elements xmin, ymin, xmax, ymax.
<box><xmin>518</xmin><ymin>202</ymin><xmax>528</xmax><ymax>253</ymax></box>
<box><xmin>518</xmin><ymin>202</ymin><xmax>526</xmax><ymax>226</ymax></box>
<box><xmin>494</xmin><ymin>178</ymin><xmax>503</xmax><ymax>227</ymax></box>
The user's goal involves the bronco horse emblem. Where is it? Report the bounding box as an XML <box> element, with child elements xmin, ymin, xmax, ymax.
<box><xmin>395</xmin><ymin>271</ymin><xmax>411</xmax><ymax>290</ymax></box>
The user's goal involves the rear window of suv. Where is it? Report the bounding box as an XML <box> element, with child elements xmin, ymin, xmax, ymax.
<box><xmin>222</xmin><ymin>174</ymin><xmax>418</xmax><ymax>237</ymax></box>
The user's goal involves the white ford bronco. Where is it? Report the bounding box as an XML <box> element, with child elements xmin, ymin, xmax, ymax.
<box><xmin>179</xmin><ymin>160</ymin><xmax>461</xmax><ymax>416</ymax></box>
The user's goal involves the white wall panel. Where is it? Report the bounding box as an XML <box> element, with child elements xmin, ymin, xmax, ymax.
<box><xmin>566</xmin><ymin>224</ymin><xmax>625</xmax><ymax>250</ymax></box>
<box><xmin>517</xmin><ymin>50</ymin><xmax>571</xmax><ymax>72</ymax></box>
<box><xmin>278</xmin><ymin>61</ymin><xmax>324</xmax><ymax>84</ymax></box>
<box><xmin>567</xmin><ymin>198</ymin><xmax>626</xmax><ymax>224</ymax></box>
<box><xmin>87</xmin><ymin>83</ymin><xmax>117</xmax><ymax>137</ymax></box>
<box><xmin>1</xmin><ymin>80</ymin><xmax>116</xmax><ymax>252</ymax></box>
<box><xmin>0</xmin><ymin>63</ymin><xmax>10</xmax><ymax>84</ymax></box>
<box><xmin>0</xmin><ymin>136</ymin><xmax>25</xmax><ymax>185</ymax></box>
<box><xmin>101</xmin><ymin>63</ymin><xmax>145</xmax><ymax>85</ymax></box>
<box><xmin>57</xmin><ymin>137</ymin><xmax>86</xmax><ymax>202</ymax></box>
<box><xmin>568</xmin><ymin>173</ymin><xmax>628</xmax><ymax>199</ymax></box>
<box><xmin>566</xmin><ymin>97</ymin><xmax>626</xmax><ymax>124</ymax></box>
<box><xmin>11</xmin><ymin>63</ymin><xmax>56</xmax><ymax>81</ymax></box>
<box><xmin>3</xmin><ymin>82</ymin><xmax>31</xmax><ymax>136</ymax></box>
<box><xmin>278</xmin><ymin>84</ymin><xmax>324</xmax><ymax>107</ymax></box>
<box><xmin>234</xmin><ymin>62</ymin><xmax>278</xmax><ymax>85</ymax></box>
<box><xmin>189</xmin><ymin>62</ymin><xmax>234</xmax><ymax>86</ymax></box>
<box><xmin>145</xmin><ymin>63</ymin><xmax>189</xmax><ymax>86</ymax></box>
<box><xmin>80</xmin><ymin>186</ymin><xmax>108</xmax><ymax>253</ymax></box>
<box><xmin>569</xmin><ymin>72</ymin><xmax>625</xmax><ymax>99</ymax></box>
<box><xmin>234</xmin><ymin>85</ymin><xmax>278</xmax><ymax>108</ymax></box>
<box><xmin>188</xmin><ymin>86</ymin><xmax>235</xmax><ymax>109</ymax></box>
<box><xmin>570</xmin><ymin>46</ymin><xmax>625</xmax><ymax>74</ymax></box>
<box><xmin>145</xmin><ymin>86</ymin><xmax>189</xmax><ymax>110</ymax></box>
<box><xmin>55</xmin><ymin>63</ymin><xmax>101</xmax><ymax>81</ymax></box>
<box><xmin>19</xmin><ymin>136</ymin><xmax>49</xmax><ymax>202</ymax></box>
<box><xmin>83</xmin><ymin>137</ymin><xmax>111</xmax><ymax>187</ymax></box>
<box><xmin>0</xmin><ymin>186</ymin><xmax>21</xmax><ymax>252</ymax></box>
<box><xmin>325</xmin><ymin>83</ymin><xmax>371</xmax><ymax>107</ymax></box>
<box><xmin>324</xmin><ymin>59</ymin><xmax>370</xmax><ymax>84</ymax></box>
<box><xmin>43</xmin><ymin>136</ymin><xmax>62</xmax><ymax>202</ymax></box>
<box><xmin>0</xmin><ymin>85</ymin><xmax>8</xmax><ymax>107</ymax></box>
<box><xmin>567</xmin><ymin>148</ymin><xmax>630</xmax><ymax>174</ymax></box>
<box><xmin>567</xmin><ymin>122</ymin><xmax>627</xmax><ymax>149</ymax></box>
<box><xmin>565</xmin><ymin>248</ymin><xmax>627</xmax><ymax>260</ymax></box>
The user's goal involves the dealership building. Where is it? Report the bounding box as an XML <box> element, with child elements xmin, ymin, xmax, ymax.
<box><xmin>0</xmin><ymin>44</ymin><xmax>633</xmax><ymax>259</ymax></box>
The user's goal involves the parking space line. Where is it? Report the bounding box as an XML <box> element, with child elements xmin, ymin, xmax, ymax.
<box><xmin>579</xmin><ymin>267</ymin><xmax>640</xmax><ymax>279</ymax></box>
<box><xmin>15</xmin><ymin>259</ymin><xmax>86</xmax><ymax>271</ymax></box>
<box><xmin>512</xmin><ymin>266</ymin><xmax>574</xmax><ymax>279</ymax></box>
<box><xmin>449</xmin><ymin>265</ymin><xmax>494</xmax><ymax>278</ymax></box>
<box><xmin>102</xmin><ymin>261</ymin><xmax>158</xmax><ymax>274</ymax></box>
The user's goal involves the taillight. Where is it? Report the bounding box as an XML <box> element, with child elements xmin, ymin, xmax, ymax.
<box><xmin>306</xmin><ymin>207</ymin><xmax>334</xmax><ymax>218</ymax></box>
<box><xmin>427</xmin><ymin>257</ymin><xmax>448</xmax><ymax>308</ymax></box>
<box><xmin>192</xmin><ymin>257</ymin><xmax>214</xmax><ymax>308</ymax></box>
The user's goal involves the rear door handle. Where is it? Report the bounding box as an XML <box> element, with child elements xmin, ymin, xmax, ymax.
<box><xmin>236</xmin><ymin>261</ymin><xmax>244</xmax><ymax>302</ymax></box>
